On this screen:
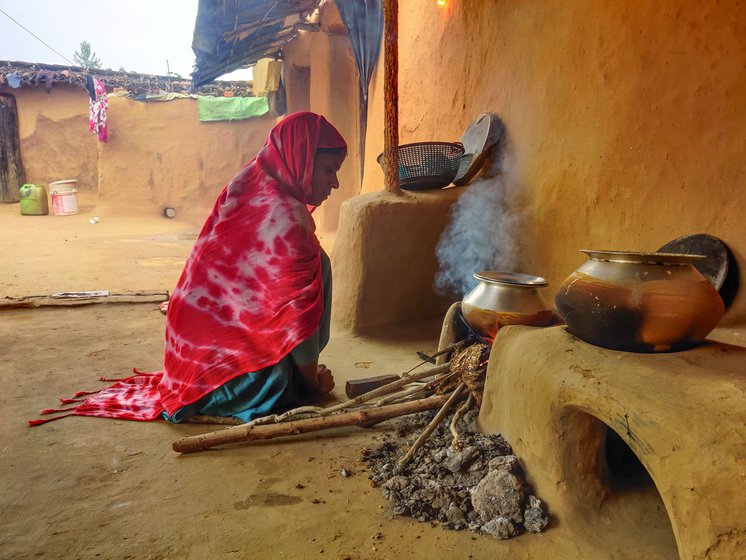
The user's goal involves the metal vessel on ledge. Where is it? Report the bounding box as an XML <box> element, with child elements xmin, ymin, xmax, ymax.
<box><xmin>555</xmin><ymin>250</ymin><xmax>725</xmax><ymax>352</ymax></box>
<box><xmin>461</xmin><ymin>272</ymin><xmax>554</xmax><ymax>340</ymax></box>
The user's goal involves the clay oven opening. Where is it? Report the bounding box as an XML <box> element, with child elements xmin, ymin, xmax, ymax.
<box><xmin>604</xmin><ymin>427</ymin><xmax>650</xmax><ymax>490</ymax></box>
<box><xmin>563</xmin><ymin>408</ymin><xmax>679</xmax><ymax>559</ymax></box>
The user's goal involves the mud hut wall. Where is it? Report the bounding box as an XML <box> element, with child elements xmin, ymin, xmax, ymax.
<box><xmin>1</xmin><ymin>84</ymin><xmax>98</xmax><ymax>193</ymax></box>
<box><xmin>282</xmin><ymin>1</ymin><xmax>361</xmax><ymax>247</ymax></box>
<box><xmin>362</xmin><ymin>0</ymin><xmax>746</xmax><ymax>323</ymax></box>
<box><xmin>1</xmin><ymin>84</ymin><xmax>275</xmax><ymax>222</ymax></box>
<box><xmin>96</xmin><ymin>97</ymin><xmax>273</xmax><ymax>221</ymax></box>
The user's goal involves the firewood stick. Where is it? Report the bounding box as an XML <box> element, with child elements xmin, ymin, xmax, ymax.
<box><xmin>0</xmin><ymin>290</ymin><xmax>169</xmax><ymax>309</ymax></box>
<box><xmin>234</xmin><ymin>362</ymin><xmax>454</xmax><ymax>429</ymax></box>
<box><xmin>258</xmin><ymin>349</ymin><xmax>463</xmax><ymax>426</ymax></box>
<box><xmin>373</xmin><ymin>369</ymin><xmax>459</xmax><ymax>407</ymax></box>
<box><xmin>322</xmin><ymin>362</ymin><xmax>451</xmax><ymax>415</ymax></box>
<box><xmin>193</xmin><ymin>358</ymin><xmax>459</xmax><ymax>432</ymax></box>
<box><xmin>185</xmin><ymin>415</ymin><xmax>244</xmax><ymax>425</ymax></box>
<box><xmin>373</xmin><ymin>385</ymin><xmax>426</xmax><ymax>407</ymax></box>
<box><xmin>449</xmin><ymin>393</ymin><xmax>475</xmax><ymax>450</ymax></box>
<box><xmin>399</xmin><ymin>341</ymin><xmax>463</xmax><ymax>378</ymax></box>
<box><xmin>244</xmin><ymin>405</ymin><xmax>325</xmax><ymax>427</ymax></box>
<box><xmin>415</xmin><ymin>341</ymin><xmax>464</xmax><ymax>365</ymax></box>
<box><xmin>360</xmin><ymin>372</ymin><xmax>456</xmax><ymax>429</ymax></box>
<box><xmin>398</xmin><ymin>383</ymin><xmax>467</xmax><ymax>468</ymax></box>
<box><xmin>172</xmin><ymin>394</ymin><xmax>449</xmax><ymax>454</ymax></box>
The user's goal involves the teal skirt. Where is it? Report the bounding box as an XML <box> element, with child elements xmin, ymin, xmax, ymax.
<box><xmin>164</xmin><ymin>358</ymin><xmax>304</xmax><ymax>423</ymax></box>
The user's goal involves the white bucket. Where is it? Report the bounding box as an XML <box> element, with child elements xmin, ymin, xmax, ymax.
<box><xmin>52</xmin><ymin>189</ymin><xmax>79</xmax><ymax>216</ymax></box>
<box><xmin>49</xmin><ymin>179</ymin><xmax>78</xmax><ymax>192</ymax></box>
<box><xmin>50</xmin><ymin>180</ymin><xmax>79</xmax><ymax>216</ymax></box>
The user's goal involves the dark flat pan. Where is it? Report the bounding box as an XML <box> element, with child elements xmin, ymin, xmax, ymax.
<box><xmin>657</xmin><ymin>233</ymin><xmax>739</xmax><ymax>309</ymax></box>
<box><xmin>453</xmin><ymin>113</ymin><xmax>504</xmax><ymax>186</ymax></box>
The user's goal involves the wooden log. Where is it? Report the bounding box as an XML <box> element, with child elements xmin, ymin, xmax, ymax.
<box><xmin>382</xmin><ymin>0</ymin><xmax>401</xmax><ymax>194</ymax></box>
<box><xmin>373</xmin><ymin>384</ymin><xmax>428</xmax><ymax>407</ymax></box>
<box><xmin>237</xmin><ymin>345</ymin><xmax>463</xmax><ymax>429</ymax></box>
<box><xmin>321</xmin><ymin>361</ymin><xmax>450</xmax><ymax>415</ymax></box>
<box><xmin>185</xmin><ymin>415</ymin><xmax>244</xmax><ymax>426</ymax></box>
<box><xmin>0</xmin><ymin>94</ymin><xmax>25</xmax><ymax>203</ymax></box>
<box><xmin>345</xmin><ymin>374</ymin><xmax>400</xmax><ymax>398</ymax></box>
<box><xmin>449</xmin><ymin>392</ymin><xmax>475</xmax><ymax>450</ymax></box>
<box><xmin>398</xmin><ymin>383</ymin><xmax>467</xmax><ymax>468</ymax></box>
<box><xmin>172</xmin><ymin>394</ymin><xmax>448</xmax><ymax>454</ymax></box>
<box><xmin>0</xmin><ymin>290</ymin><xmax>169</xmax><ymax>309</ymax></box>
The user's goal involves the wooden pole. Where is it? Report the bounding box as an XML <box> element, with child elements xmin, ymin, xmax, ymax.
<box><xmin>398</xmin><ymin>383</ymin><xmax>467</xmax><ymax>468</ymax></box>
<box><xmin>172</xmin><ymin>394</ymin><xmax>449</xmax><ymax>454</ymax></box>
<box><xmin>0</xmin><ymin>290</ymin><xmax>169</xmax><ymax>309</ymax></box>
<box><xmin>382</xmin><ymin>0</ymin><xmax>401</xmax><ymax>194</ymax></box>
<box><xmin>0</xmin><ymin>94</ymin><xmax>25</xmax><ymax>203</ymax></box>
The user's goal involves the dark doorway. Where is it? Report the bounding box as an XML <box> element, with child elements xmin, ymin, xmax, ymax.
<box><xmin>0</xmin><ymin>94</ymin><xmax>25</xmax><ymax>202</ymax></box>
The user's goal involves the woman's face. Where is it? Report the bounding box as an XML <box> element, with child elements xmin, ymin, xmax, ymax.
<box><xmin>309</xmin><ymin>151</ymin><xmax>346</xmax><ymax>206</ymax></box>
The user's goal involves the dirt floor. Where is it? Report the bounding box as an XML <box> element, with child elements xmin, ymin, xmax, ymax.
<box><xmin>0</xmin><ymin>197</ymin><xmax>582</xmax><ymax>559</ymax></box>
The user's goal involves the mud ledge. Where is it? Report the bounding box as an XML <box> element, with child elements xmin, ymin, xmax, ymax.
<box><xmin>331</xmin><ymin>188</ymin><xmax>463</xmax><ymax>334</ymax></box>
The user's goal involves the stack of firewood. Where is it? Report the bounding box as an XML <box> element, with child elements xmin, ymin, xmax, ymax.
<box><xmin>172</xmin><ymin>340</ymin><xmax>490</xmax><ymax>455</ymax></box>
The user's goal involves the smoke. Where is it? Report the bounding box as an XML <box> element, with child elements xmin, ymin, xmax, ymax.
<box><xmin>435</xmin><ymin>142</ymin><xmax>521</xmax><ymax>298</ymax></box>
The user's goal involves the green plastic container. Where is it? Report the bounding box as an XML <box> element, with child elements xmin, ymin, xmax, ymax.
<box><xmin>19</xmin><ymin>184</ymin><xmax>50</xmax><ymax>216</ymax></box>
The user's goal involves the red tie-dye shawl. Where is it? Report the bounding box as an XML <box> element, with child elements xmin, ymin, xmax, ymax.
<box><xmin>30</xmin><ymin>112</ymin><xmax>347</xmax><ymax>425</ymax></box>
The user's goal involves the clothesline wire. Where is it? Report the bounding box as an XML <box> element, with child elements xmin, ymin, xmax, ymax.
<box><xmin>0</xmin><ymin>7</ymin><xmax>76</xmax><ymax>67</ymax></box>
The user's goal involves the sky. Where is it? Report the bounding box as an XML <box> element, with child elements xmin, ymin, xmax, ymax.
<box><xmin>0</xmin><ymin>0</ymin><xmax>251</xmax><ymax>80</ymax></box>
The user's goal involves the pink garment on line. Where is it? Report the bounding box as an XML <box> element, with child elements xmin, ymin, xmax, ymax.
<box><xmin>88</xmin><ymin>77</ymin><xmax>108</xmax><ymax>143</ymax></box>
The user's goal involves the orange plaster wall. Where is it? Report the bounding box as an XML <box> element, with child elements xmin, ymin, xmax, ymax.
<box><xmin>283</xmin><ymin>2</ymin><xmax>361</xmax><ymax>247</ymax></box>
<box><xmin>307</xmin><ymin>31</ymin><xmax>360</xmax><ymax>243</ymax></box>
<box><xmin>364</xmin><ymin>0</ymin><xmax>746</xmax><ymax>323</ymax></box>
<box><xmin>1</xmin><ymin>84</ymin><xmax>98</xmax><ymax>192</ymax></box>
<box><xmin>96</xmin><ymin>96</ymin><xmax>274</xmax><ymax>221</ymax></box>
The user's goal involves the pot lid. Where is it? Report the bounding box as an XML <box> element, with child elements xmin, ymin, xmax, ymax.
<box><xmin>473</xmin><ymin>271</ymin><xmax>548</xmax><ymax>287</ymax></box>
<box><xmin>656</xmin><ymin>234</ymin><xmax>729</xmax><ymax>288</ymax></box>
<box><xmin>580</xmin><ymin>249</ymin><xmax>706</xmax><ymax>265</ymax></box>
<box><xmin>453</xmin><ymin>113</ymin><xmax>504</xmax><ymax>186</ymax></box>
<box><xmin>656</xmin><ymin>233</ymin><xmax>737</xmax><ymax>309</ymax></box>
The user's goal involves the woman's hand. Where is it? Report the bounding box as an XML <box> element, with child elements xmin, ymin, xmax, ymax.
<box><xmin>295</xmin><ymin>361</ymin><xmax>335</xmax><ymax>396</ymax></box>
<box><xmin>315</xmin><ymin>364</ymin><xmax>335</xmax><ymax>395</ymax></box>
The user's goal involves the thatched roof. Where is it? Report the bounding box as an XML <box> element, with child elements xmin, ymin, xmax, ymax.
<box><xmin>191</xmin><ymin>0</ymin><xmax>322</xmax><ymax>87</ymax></box>
<box><xmin>0</xmin><ymin>60</ymin><xmax>253</xmax><ymax>96</ymax></box>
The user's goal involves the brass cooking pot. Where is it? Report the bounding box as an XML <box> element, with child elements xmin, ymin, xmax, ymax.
<box><xmin>461</xmin><ymin>272</ymin><xmax>554</xmax><ymax>339</ymax></box>
<box><xmin>555</xmin><ymin>250</ymin><xmax>725</xmax><ymax>352</ymax></box>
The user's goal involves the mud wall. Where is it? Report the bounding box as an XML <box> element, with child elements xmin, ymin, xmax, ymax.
<box><xmin>1</xmin><ymin>83</ymin><xmax>275</xmax><ymax>222</ymax></box>
<box><xmin>1</xmin><ymin>84</ymin><xmax>98</xmax><ymax>192</ymax></box>
<box><xmin>97</xmin><ymin>97</ymin><xmax>273</xmax><ymax>221</ymax></box>
<box><xmin>283</xmin><ymin>1</ymin><xmax>361</xmax><ymax>246</ymax></box>
<box><xmin>363</xmin><ymin>0</ymin><xmax>746</xmax><ymax>323</ymax></box>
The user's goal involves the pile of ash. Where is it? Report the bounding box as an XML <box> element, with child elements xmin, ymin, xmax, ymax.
<box><xmin>363</xmin><ymin>409</ymin><xmax>549</xmax><ymax>540</ymax></box>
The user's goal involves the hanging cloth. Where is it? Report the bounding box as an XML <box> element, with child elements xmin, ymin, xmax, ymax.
<box><xmin>29</xmin><ymin>112</ymin><xmax>347</xmax><ymax>426</ymax></box>
<box><xmin>333</xmin><ymin>0</ymin><xmax>383</xmax><ymax>184</ymax></box>
<box><xmin>88</xmin><ymin>77</ymin><xmax>108</xmax><ymax>142</ymax></box>
<box><xmin>85</xmin><ymin>74</ymin><xmax>96</xmax><ymax>100</ymax></box>
<box><xmin>6</xmin><ymin>72</ymin><xmax>23</xmax><ymax>88</ymax></box>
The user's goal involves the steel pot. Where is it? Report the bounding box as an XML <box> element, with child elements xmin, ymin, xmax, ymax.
<box><xmin>555</xmin><ymin>250</ymin><xmax>725</xmax><ymax>352</ymax></box>
<box><xmin>461</xmin><ymin>272</ymin><xmax>554</xmax><ymax>339</ymax></box>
